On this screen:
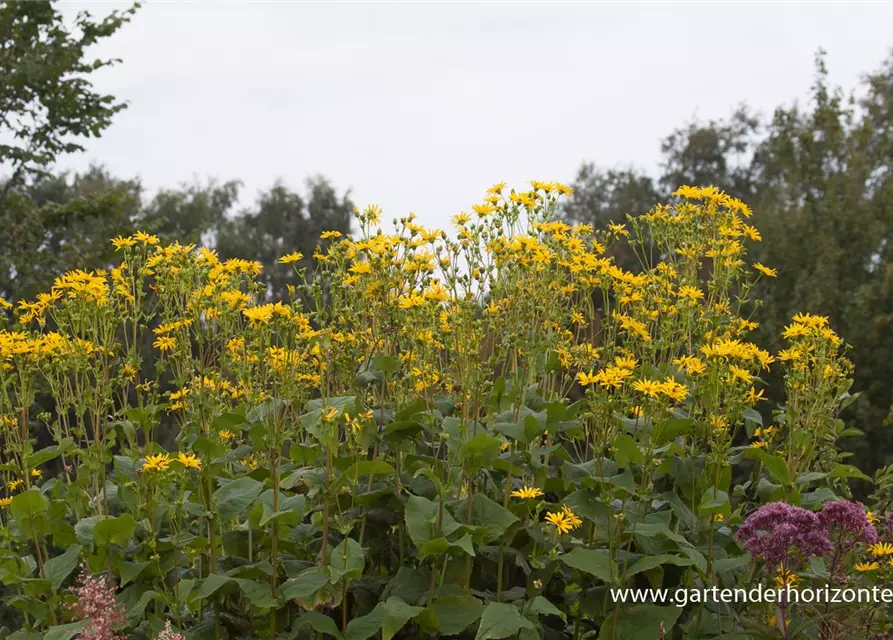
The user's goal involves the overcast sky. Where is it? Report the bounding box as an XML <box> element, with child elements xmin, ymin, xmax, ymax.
<box><xmin>58</xmin><ymin>1</ymin><xmax>893</xmax><ymax>231</ymax></box>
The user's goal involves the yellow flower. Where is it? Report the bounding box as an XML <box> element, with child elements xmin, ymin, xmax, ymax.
<box><xmin>545</xmin><ymin>510</ymin><xmax>572</xmax><ymax>534</ymax></box>
<box><xmin>545</xmin><ymin>505</ymin><xmax>582</xmax><ymax>534</ymax></box>
<box><xmin>632</xmin><ymin>379</ymin><xmax>662</xmax><ymax>399</ymax></box>
<box><xmin>728</xmin><ymin>365</ymin><xmax>751</xmax><ymax>383</ymax></box>
<box><xmin>7</xmin><ymin>479</ymin><xmax>23</xmax><ymax>492</ymax></box>
<box><xmin>511</xmin><ymin>486</ymin><xmax>544</xmax><ymax>500</ymax></box>
<box><xmin>753</xmin><ymin>262</ymin><xmax>777</xmax><ymax>278</ymax></box>
<box><xmin>320</xmin><ymin>230</ymin><xmax>342</xmax><ymax>239</ymax></box>
<box><xmin>133</xmin><ymin>231</ymin><xmax>160</xmax><ymax>245</ymax></box>
<box><xmin>576</xmin><ymin>370</ymin><xmax>598</xmax><ymax>387</ymax></box>
<box><xmin>0</xmin><ymin>496</ymin><xmax>11</xmax><ymax>508</ymax></box>
<box><xmin>111</xmin><ymin>235</ymin><xmax>137</xmax><ymax>250</ymax></box>
<box><xmin>750</xmin><ymin>441</ymin><xmax>767</xmax><ymax>449</ymax></box>
<box><xmin>775</xmin><ymin>568</ymin><xmax>799</xmax><ymax>588</ymax></box>
<box><xmin>278</xmin><ymin>252</ymin><xmax>304</xmax><ymax>264</ymax></box>
<box><xmin>242</xmin><ymin>454</ymin><xmax>258</xmax><ymax>471</ymax></box>
<box><xmin>153</xmin><ymin>336</ymin><xmax>176</xmax><ymax>352</ymax></box>
<box><xmin>30</xmin><ymin>469</ymin><xmax>42</xmax><ymax>479</ymax></box>
<box><xmin>869</xmin><ymin>542</ymin><xmax>893</xmax><ymax>557</ymax></box>
<box><xmin>176</xmin><ymin>452</ymin><xmax>202</xmax><ymax>470</ymax></box>
<box><xmin>143</xmin><ymin>453</ymin><xmax>171</xmax><ymax>473</ymax></box>
<box><xmin>451</xmin><ymin>212</ymin><xmax>471</xmax><ymax>226</ymax></box>
<box><xmin>866</xmin><ymin>511</ymin><xmax>880</xmax><ymax>525</ymax></box>
<box><xmin>218</xmin><ymin>430</ymin><xmax>234</xmax><ymax>441</ymax></box>
<box><xmin>855</xmin><ymin>561</ymin><xmax>879</xmax><ymax>572</ymax></box>
<box><xmin>349</xmin><ymin>262</ymin><xmax>372</xmax><ymax>275</ymax></box>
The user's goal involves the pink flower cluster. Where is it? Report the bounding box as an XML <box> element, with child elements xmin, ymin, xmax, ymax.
<box><xmin>737</xmin><ymin>500</ymin><xmax>877</xmax><ymax>568</ymax></box>
<box><xmin>67</xmin><ymin>567</ymin><xmax>126</xmax><ymax>640</ymax></box>
<box><xmin>156</xmin><ymin>621</ymin><xmax>186</xmax><ymax>640</ymax></box>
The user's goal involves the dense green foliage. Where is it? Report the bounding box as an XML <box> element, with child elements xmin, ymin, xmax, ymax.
<box><xmin>561</xmin><ymin>51</ymin><xmax>893</xmax><ymax>476</ymax></box>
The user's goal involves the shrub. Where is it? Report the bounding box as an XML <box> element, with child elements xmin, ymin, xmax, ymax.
<box><xmin>0</xmin><ymin>183</ymin><xmax>886</xmax><ymax>639</ymax></box>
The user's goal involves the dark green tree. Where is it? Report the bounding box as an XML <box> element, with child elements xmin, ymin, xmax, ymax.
<box><xmin>215</xmin><ymin>176</ymin><xmax>353</xmax><ymax>300</ymax></box>
<box><xmin>0</xmin><ymin>0</ymin><xmax>138</xmax><ymax>193</ymax></box>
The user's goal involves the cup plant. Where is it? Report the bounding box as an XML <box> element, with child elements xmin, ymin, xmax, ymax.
<box><xmin>0</xmin><ymin>183</ymin><xmax>888</xmax><ymax>639</ymax></box>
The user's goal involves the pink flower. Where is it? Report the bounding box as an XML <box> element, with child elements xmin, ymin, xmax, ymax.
<box><xmin>737</xmin><ymin>502</ymin><xmax>832</xmax><ymax>568</ymax></box>
<box><xmin>156</xmin><ymin>621</ymin><xmax>186</xmax><ymax>640</ymax></box>
<box><xmin>67</xmin><ymin>567</ymin><xmax>126</xmax><ymax>640</ymax></box>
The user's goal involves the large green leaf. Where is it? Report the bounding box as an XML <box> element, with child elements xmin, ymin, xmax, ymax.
<box><xmin>382</xmin><ymin>596</ymin><xmax>423</xmax><ymax>640</ymax></box>
<box><xmin>11</xmin><ymin>490</ymin><xmax>48</xmax><ymax>533</ymax></box>
<box><xmin>280</xmin><ymin>568</ymin><xmax>329</xmax><ymax>601</ymax></box>
<box><xmin>43</xmin><ymin>544</ymin><xmax>82</xmax><ymax>592</ymax></box>
<box><xmin>622</xmin><ymin>554</ymin><xmax>694</xmax><ymax>580</ymax></box>
<box><xmin>599</xmin><ymin>604</ymin><xmax>682</xmax><ymax>639</ymax></box>
<box><xmin>328</xmin><ymin>538</ymin><xmax>365</xmax><ymax>583</ymax></box>
<box><xmin>291</xmin><ymin>612</ymin><xmax>343</xmax><ymax>639</ymax></box>
<box><xmin>331</xmin><ymin>460</ymin><xmax>396</xmax><ymax>491</ymax></box>
<box><xmin>405</xmin><ymin>495</ymin><xmax>460</xmax><ymax>547</ymax></box>
<box><xmin>42</xmin><ymin>621</ymin><xmax>84</xmax><ymax>640</ymax></box>
<box><xmin>560</xmin><ymin>548</ymin><xmax>616</xmax><ymax>584</ymax></box>
<box><xmin>93</xmin><ymin>513</ymin><xmax>136</xmax><ymax>547</ymax></box>
<box><xmin>422</xmin><ymin>596</ymin><xmax>483</xmax><ymax>636</ymax></box>
<box><xmin>462</xmin><ymin>493</ymin><xmax>519</xmax><ymax>543</ymax></box>
<box><xmin>214</xmin><ymin>476</ymin><xmax>264</xmax><ymax>520</ymax></box>
<box><xmin>474</xmin><ymin>602</ymin><xmax>536</xmax><ymax>640</ymax></box>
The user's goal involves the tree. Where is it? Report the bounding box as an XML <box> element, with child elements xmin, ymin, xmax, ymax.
<box><xmin>0</xmin><ymin>0</ymin><xmax>139</xmax><ymax>194</ymax></box>
<box><xmin>215</xmin><ymin>176</ymin><xmax>354</xmax><ymax>300</ymax></box>
<box><xmin>562</xmin><ymin>49</ymin><xmax>893</xmax><ymax>475</ymax></box>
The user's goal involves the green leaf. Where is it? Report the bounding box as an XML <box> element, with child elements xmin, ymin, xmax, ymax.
<box><xmin>281</xmin><ymin>568</ymin><xmax>329</xmax><ymax>601</ymax></box>
<box><xmin>214</xmin><ymin>476</ymin><xmax>264</xmax><ymax>520</ymax></box>
<box><xmin>93</xmin><ymin>513</ymin><xmax>136</xmax><ymax>547</ymax></box>
<box><xmin>458</xmin><ymin>433</ymin><xmax>503</xmax><ymax>467</ymax></box>
<box><xmin>462</xmin><ymin>493</ymin><xmax>519</xmax><ymax>543</ymax></box>
<box><xmin>623</xmin><ymin>554</ymin><xmax>694</xmax><ymax>579</ymax></box>
<box><xmin>382</xmin><ymin>596</ymin><xmax>423</xmax><ymax>640</ymax></box>
<box><xmin>258</xmin><ymin>502</ymin><xmax>299</xmax><ymax>528</ymax></box>
<box><xmin>42</xmin><ymin>621</ymin><xmax>85</xmax><ymax>640</ymax></box>
<box><xmin>331</xmin><ymin>460</ymin><xmax>396</xmax><ymax>491</ymax></box>
<box><xmin>528</xmin><ymin>595</ymin><xmax>566</xmax><ymax>622</ymax></box>
<box><xmin>475</xmin><ymin>602</ymin><xmax>536</xmax><ymax>640</ymax></box>
<box><xmin>426</xmin><ymin>596</ymin><xmax>483</xmax><ymax>635</ymax></box>
<box><xmin>11</xmin><ymin>490</ymin><xmax>48</xmax><ymax>530</ymax></box>
<box><xmin>344</xmin><ymin>605</ymin><xmax>384</xmax><ymax>640</ymax></box>
<box><xmin>405</xmin><ymin>495</ymin><xmax>460</xmax><ymax>547</ymax></box>
<box><xmin>599</xmin><ymin>604</ymin><xmax>682</xmax><ymax>639</ymax></box>
<box><xmin>235</xmin><ymin>578</ymin><xmax>275</xmax><ymax>608</ymax></box>
<box><xmin>744</xmin><ymin>447</ymin><xmax>791</xmax><ymax>485</ymax></box>
<box><xmin>653</xmin><ymin>418</ymin><xmax>694</xmax><ymax>445</ymax></box>
<box><xmin>827</xmin><ymin>464</ymin><xmax>872</xmax><ymax>482</ymax></box>
<box><xmin>328</xmin><ymin>538</ymin><xmax>365</xmax><ymax>583</ymax></box>
<box><xmin>27</xmin><ymin>446</ymin><xmax>62</xmax><ymax>468</ymax></box>
<box><xmin>291</xmin><ymin>612</ymin><xmax>343</xmax><ymax>639</ymax></box>
<box><xmin>191</xmin><ymin>574</ymin><xmax>234</xmax><ymax>602</ymax></box>
<box><xmin>613</xmin><ymin>434</ymin><xmax>645</xmax><ymax>467</ymax></box>
<box><xmin>699</xmin><ymin>489</ymin><xmax>730</xmax><ymax>513</ymax></box>
<box><xmin>560</xmin><ymin>548</ymin><xmax>615</xmax><ymax>583</ymax></box>
<box><xmin>43</xmin><ymin>545</ymin><xmax>82</xmax><ymax>592</ymax></box>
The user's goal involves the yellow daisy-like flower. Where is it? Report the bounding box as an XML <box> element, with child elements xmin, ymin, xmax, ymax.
<box><xmin>242</xmin><ymin>454</ymin><xmax>259</xmax><ymax>471</ymax></box>
<box><xmin>278</xmin><ymin>252</ymin><xmax>303</xmax><ymax>264</ymax></box>
<box><xmin>0</xmin><ymin>497</ymin><xmax>11</xmax><ymax>508</ymax></box>
<box><xmin>133</xmin><ymin>231</ymin><xmax>159</xmax><ymax>245</ymax></box>
<box><xmin>218</xmin><ymin>429</ymin><xmax>234</xmax><ymax>441</ymax></box>
<box><xmin>30</xmin><ymin>469</ymin><xmax>42</xmax><ymax>478</ymax></box>
<box><xmin>855</xmin><ymin>561</ymin><xmax>879</xmax><ymax>572</ymax></box>
<box><xmin>576</xmin><ymin>370</ymin><xmax>598</xmax><ymax>387</ymax></box>
<box><xmin>544</xmin><ymin>510</ymin><xmax>572</xmax><ymax>534</ymax></box>
<box><xmin>869</xmin><ymin>542</ymin><xmax>893</xmax><ymax>557</ymax></box>
<box><xmin>111</xmin><ymin>235</ymin><xmax>137</xmax><ymax>250</ymax></box>
<box><xmin>775</xmin><ymin>568</ymin><xmax>799</xmax><ymax>588</ymax></box>
<box><xmin>320</xmin><ymin>230</ymin><xmax>342</xmax><ymax>239</ymax></box>
<box><xmin>866</xmin><ymin>511</ymin><xmax>880</xmax><ymax>525</ymax></box>
<box><xmin>631</xmin><ymin>378</ymin><xmax>662</xmax><ymax>399</ymax></box>
<box><xmin>176</xmin><ymin>452</ymin><xmax>202</xmax><ymax>470</ymax></box>
<box><xmin>153</xmin><ymin>336</ymin><xmax>176</xmax><ymax>353</ymax></box>
<box><xmin>7</xmin><ymin>479</ymin><xmax>23</xmax><ymax>492</ymax></box>
<box><xmin>511</xmin><ymin>486</ymin><xmax>544</xmax><ymax>500</ymax></box>
<box><xmin>143</xmin><ymin>453</ymin><xmax>171</xmax><ymax>473</ymax></box>
<box><xmin>752</xmin><ymin>262</ymin><xmax>777</xmax><ymax>278</ymax></box>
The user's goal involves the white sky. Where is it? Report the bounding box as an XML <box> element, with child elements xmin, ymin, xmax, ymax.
<box><xmin>57</xmin><ymin>1</ymin><xmax>893</xmax><ymax>231</ymax></box>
